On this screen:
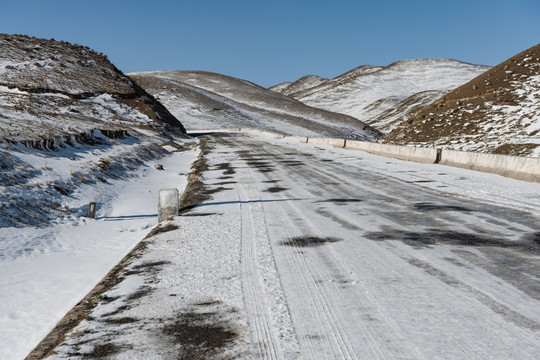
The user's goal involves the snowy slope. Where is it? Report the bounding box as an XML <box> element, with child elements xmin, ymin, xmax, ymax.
<box><xmin>0</xmin><ymin>34</ymin><xmax>184</xmax><ymax>139</ymax></box>
<box><xmin>129</xmin><ymin>70</ymin><xmax>382</xmax><ymax>141</ymax></box>
<box><xmin>283</xmin><ymin>65</ymin><xmax>382</xmax><ymax>100</ymax></box>
<box><xmin>383</xmin><ymin>43</ymin><xmax>540</xmax><ymax>157</ymax></box>
<box><xmin>267</xmin><ymin>81</ymin><xmax>292</xmax><ymax>94</ymax></box>
<box><xmin>268</xmin><ymin>74</ymin><xmax>328</xmax><ymax>97</ymax></box>
<box><xmin>0</xmin><ymin>34</ymin><xmax>187</xmax><ymax>227</ymax></box>
<box><xmin>271</xmin><ymin>60</ymin><xmax>489</xmax><ymax>133</ymax></box>
<box><xmin>0</xmin><ymin>146</ymin><xmax>197</xmax><ymax>360</ymax></box>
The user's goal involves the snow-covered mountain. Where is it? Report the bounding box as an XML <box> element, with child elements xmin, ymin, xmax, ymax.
<box><xmin>270</xmin><ymin>60</ymin><xmax>490</xmax><ymax>133</ymax></box>
<box><xmin>383</xmin><ymin>43</ymin><xmax>540</xmax><ymax>157</ymax></box>
<box><xmin>129</xmin><ymin>70</ymin><xmax>382</xmax><ymax>140</ymax></box>
<box><xmin>0</xmin><ymin>34</ymin><xmax>188</xmax><ymax>227</ymax></box>
<box><xmin>268</xmin><ymin>74</ymin><xmax>328</xmax><ymax>97</ymax></box>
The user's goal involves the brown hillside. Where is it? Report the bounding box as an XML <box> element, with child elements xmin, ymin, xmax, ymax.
<box><xmin>382</xmin><ymin>43</ymin><xmax>540</xmax><ymax>157</ymax></box>
<box><xmin>0</xmin><ymin>34</ymin><xmax>185</xmax><ymax>146</ymax></box>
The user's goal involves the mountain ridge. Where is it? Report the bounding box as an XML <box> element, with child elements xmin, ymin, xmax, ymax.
<box><xmin>130</xmin><ymin>69</ymin><xmax>382</xmax><ymax>141</ymax></box>
<box><xmin>382</xmin><ymin>43</ymin><xmax>540</xmax><ymax>157</ymax></box>
<box><xmin>0</xmin><ymin>33</ymin><xmax>186</xmax><ymax>145</ymax></box>
<box><xmin>270</xmin><ymin>59</ymin><xmax>490</xmax><ymax>133</ymax></box>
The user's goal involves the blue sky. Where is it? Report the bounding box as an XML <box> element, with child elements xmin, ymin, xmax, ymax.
<box><xmin>1</xmin><ymin>0</ymin><xmax>539</xmax><ymax>87</ymax></box>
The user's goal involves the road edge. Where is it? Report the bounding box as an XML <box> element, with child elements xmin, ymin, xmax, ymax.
<box><xmin>24</xmin><ymin>143</ymin><xmax>206</xmax><ymax>360</ymax></box>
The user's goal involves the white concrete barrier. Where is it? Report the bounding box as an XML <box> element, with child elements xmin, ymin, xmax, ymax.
<box><xmin>261</xmin><ymin>130</ymin><xmax>285</xmax><ymax>139</ymax></box>
<box><xmin>440</xmin><ymin>150</ymin><xmax>540</xmax><ymax>182</ymax></box>
<box><xmin>345</xmin><ymin>141</ymin><xmax>438</xmax><ymax>164</ymax></box>
<box><xmin>185</xmin><ymin>128</ymin><xmax>539</xmax><ymax>183</ymax></box>
<box><xmin>285</xmin><ymin>136</ymin><xmax>308</xmax><ymax>143</ymax></box>
<box><xmin>307</xmin><ymin>137</ymin><xmax>346</xmax><ymax>148</ymax></box>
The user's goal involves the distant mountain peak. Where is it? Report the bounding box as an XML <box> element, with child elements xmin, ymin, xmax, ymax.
<box><xmin>270</xmin><ymin>58</ymin><xmax>489</xmax><ymax>133</ymax></box>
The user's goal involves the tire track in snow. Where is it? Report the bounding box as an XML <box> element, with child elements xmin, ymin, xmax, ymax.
<box><xmin>275</xmin><ymin>195</ymin><xmax>425</xmax><ymax>359</ymax></box>
<box><xmin>222</xmin><ymin>134</ymin><xmax>539</xmax><ymax>358</ymax></box>
<box><xmin>227</xmin><ymin>143</ymin><xmax>349</xmax><ymax>359</ymax></box>
<box><xmin>236</xmin><ymin>181</ymin><xmax>283</xmax><ymax>359</ymax></box>
<box><xmin>278</xmin><ymin>146</ymin><xmax>540</xmax><ymax>332</ymax></box>
<box><xmin>262</xmin><ymin>199</ymin><xmax>358</xmax><ymax>359</ymax></box>
<box><xmin>246</xmin><ymin>136</ymin><xmax>540</xmax><ymax>357</ymax></box>
<box><xmin>236</xmin><ymin>137</ymin><xmax>419</xmax><ymax>359</ymax></box>
<box><xmin>266</xmin><ymin>172</ymin><xmax>454</xmax><ymax>359</ymax></box>
<box><xmin>230</xmin><ymin>144</ymin><xmax>364</xmax><ymax>359</ymax></box>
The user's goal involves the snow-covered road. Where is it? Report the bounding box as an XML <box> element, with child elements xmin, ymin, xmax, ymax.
<box><xmin>48</xmin><ymin>131</ymin><xmax>539</xmax><ymax>359</ymax></box>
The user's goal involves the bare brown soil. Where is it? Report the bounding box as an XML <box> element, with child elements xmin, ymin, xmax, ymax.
<box><xmin>178</xmin><ymin>138</ymin><xmax>212</xmax><ymax>213</ymax></box>
<box><xmin>162</xmin><ymin>308</ymin><xmax>239</xmax><ymax>359</ymax></box>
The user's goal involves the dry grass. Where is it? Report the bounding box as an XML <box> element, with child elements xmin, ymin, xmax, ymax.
<box><xmin>98</xmin><ymin>157</ymin><xmax>111</xmax><ymax>170</ymax></box>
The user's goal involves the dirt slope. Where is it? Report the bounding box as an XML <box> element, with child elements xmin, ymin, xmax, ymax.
<box><xmin>383</xmin><ymin>43</ymin><xmax>540</xmax><ymax>157</ymax></box>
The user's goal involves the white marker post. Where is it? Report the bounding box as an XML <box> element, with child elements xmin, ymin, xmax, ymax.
<box><xmin>158</xmin><ymin>188</ymin><xmax>179</xmax><ymax>222</ymax></box>
<box><xmin>87</xmin><ymin>202</ymin><xmax>97</xmax><ymax>219</ymax></box>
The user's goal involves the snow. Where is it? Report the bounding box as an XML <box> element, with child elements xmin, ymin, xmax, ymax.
<box><xmin>273</xmin><ymin>75</ymin><xmax>329</xmax><ymax>97</ymax></box>
<box><xmin>129</xmin><ymin>71</ymin><xmax>380</xmax><ymax>141</ymax></box>
<box><xmin>0</xmin><ymin>143</ymin><xmax>198</xmax><ymax>360</ymax></box>
<box><xmin>288</xmin><ymin>59</ymin><xmax>490</xmax><ymax>132</ymax></box>
<box><xmin>0</xmin><ymin>89</ymin><xmax>154</xmax><ymax>146</ymax></box>
<box><xmin>41</xmin><ymin>131</ymin><xmax>540</xmax><ymax>359</ymax></box>
<box><xmin>161</xmin><ymin>144</ymin><xmax>177</xmax><ymax>152</ymax></box>
<box><xmin>268</xmin><ymin>81</ymin><xmax>292</xmax><ymax>93</ymax></box>
<box><xmin>1</xmin><ymin>35</ymin><xmax>134</xmax><ymax>97</ymax></box>
<box><xmin>0</xmin><ymin>60</ymin><xmax>35</xmax><ymax>76</ymax></box>
<box><xmin>0</xmin><ymin>85</ymin><xmax>27</xmax><ymax>94</ymax></box>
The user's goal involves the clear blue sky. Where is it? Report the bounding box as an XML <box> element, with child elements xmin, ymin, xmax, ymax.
<box><xmin>1</xmin><ymin>0</ymin><xmax>539</xmax><ymax>87</ymax></box>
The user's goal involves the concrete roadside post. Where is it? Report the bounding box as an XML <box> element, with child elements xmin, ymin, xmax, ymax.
<box><xmin>87</xmin><ymin>202</ymin><xmax>96</xmax><ymax>219</ymax></box>
<box><xmin>435</xmin><ymin>149</ymin><xmax>442</xmax><ymax>164</ymax></box>
<box><xmin>158</xmin><ymin>188</ymin><xmax>179</xmax><ymax>222</ymax></box>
